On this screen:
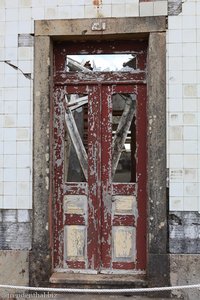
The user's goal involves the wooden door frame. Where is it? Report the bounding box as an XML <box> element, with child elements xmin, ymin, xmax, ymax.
<box><xmin>53</xmin><ymin>40</ymin><xmax>147</xmax><ymax>273</ymax></box>
<box><xmin>31</xmin><ymin>17</ymin><xmax>168</xmax><ymax>288</ymax></box>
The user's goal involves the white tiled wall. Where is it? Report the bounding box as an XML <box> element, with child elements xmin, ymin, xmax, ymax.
<box><xmin>0</xmin><ymin>0</ymin><xmax>198</xmax><ymax>211</ymax></box>
<box><xmin>167</xmin><ymin>0</ymin><xmax>200</xmax><ymax>211</ymax></box>
<box><xmin>0</xmin><ymin>0</ymin><xmax>33</xmax><ymax>208</ymax></box>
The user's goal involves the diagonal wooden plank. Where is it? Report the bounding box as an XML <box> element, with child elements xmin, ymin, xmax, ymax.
<box><xmin>112</xmin><ymin>94</ymin><xmax>136</xmax><ymax>179</ymax></box>
<box><xmin>68</xmin><ymin>95</ymin><xmax>88</xmax><ymax>111</ymax></box>
<box><xmin>64</xmin><ymin>97</ymin><xmax>88</xmax><ymax>181</ymax></box>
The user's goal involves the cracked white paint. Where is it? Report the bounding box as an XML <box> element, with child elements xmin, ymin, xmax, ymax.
<box><xmin>64</xmin><ymin>195</ymin><xmax>87</xmax><ymax>215</ymax></box>
<box><xmin>65</xmin><ymin>225</ymin><xmax>85</xmax><ymax>260</ymax></box>
<box><xmin>113</xmin><ymin>195</ymin><xmax>136</xmax><ymax>215</ymax></box>
<box><xmin>113</xmin><ymin>226</ymin><xmax>135</xmax><ymax>260</ymax></box>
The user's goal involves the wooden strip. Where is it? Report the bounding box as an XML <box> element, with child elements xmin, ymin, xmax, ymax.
<box><xmin>112</xmin><ymin>262</ymin><xmax>136</xmax><ymax>270</ymax></box>
<box><xmin>65</xmin><ymin>261</ymin><xmax>85</xmax><ymax>269</ymax></box>
<box><xmin>112</xmin><ymin>183</ymin><xmax>136</xmax><ymax>196</ymax></box>
<box><xmin>63</xmin><ymin>182</ymin><xmax>88</xmax><ymax>195</ymax></box>
<box><xmin>53</xmin><ymin>88</ymin><xmax>65</xmax><ymax>268</ymax></box>
<box><xmin>64</xmin><ymin>214</ymin><xmax>85</xmax><ymax>226</ymax></box>
<box><xmin>64</xmin><ymin>83</ymin><xmax>140</xmax><ymax>93</ymax></box>
<box><xmin>113</xmin><ymin>215</ymin><xmax>135</xmax><ymax>226</ymax></box>
<box><xmin>68</xmin><ymin>95</ymin><xmax>88</xmax><ymax>111</ymax></box>
<box><xmin>54</xmin><ymin>71</ymin><xmax>146</xmax><ymax>85</ymax></box>
<box><xmin>87</xmin><ymin>85</ymin><xmax>102</xmax><ymax>270</ymax></box>
<box><xmin>112</xmin><ymin>94</ymin><xmax>136</xmax><ymax>179</ymax></box>
<box><xmin>64</xmin><ymin>107</ymin><xmax>88</xmax><ymax>181</ymax></box>
<box><xmin>101</xmin><ymin>85</ymin><xmax>113</xmax><ymax>269</ymax></box>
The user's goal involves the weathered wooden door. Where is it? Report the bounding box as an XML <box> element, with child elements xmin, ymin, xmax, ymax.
<box><xmin>53</xmin><ymin>41</ymin><xmax>147</xmax><ymax>274</ymax></box>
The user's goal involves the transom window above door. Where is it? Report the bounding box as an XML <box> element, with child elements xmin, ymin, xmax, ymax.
<box><xmin>66</xmin><ymin>54</ymin><xmax>137</xmax><ymax>72</ymax></box>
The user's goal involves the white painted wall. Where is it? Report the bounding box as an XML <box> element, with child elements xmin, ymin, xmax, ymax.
<box><xmin>0</xmin><ymin>0</ymin><xmax>199</xmax><ymax>211</ymax></box>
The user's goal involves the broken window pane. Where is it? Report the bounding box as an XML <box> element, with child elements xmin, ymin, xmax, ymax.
<box><xmin>112</xmin><ymin>93</ymin><xmax>136</xmax><ymax>183</ymax></box>
<box><xmin>66</xmin><ymin>54</ymin><xmax>136</xmax><ymax>72</ymax></box>
<box><xmin>64</xmin><ymin>94</ymin><xmax>88</xmax><ymax>182</ymax></box>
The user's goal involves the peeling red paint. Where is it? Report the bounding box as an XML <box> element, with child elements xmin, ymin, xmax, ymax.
<box><xmin>113</xmin><ymin>215</ymin><xmax>135</xmax><ymax>226</ymax></box>
<box><xmin>66</xmin><ymin>261</ymin><xmax>85</xmax><ymax>269</ymax></box>
<box><xmin>64</xmin><ymin>214</ymin><xmax>85</xmax><ymax>225</ymax></box>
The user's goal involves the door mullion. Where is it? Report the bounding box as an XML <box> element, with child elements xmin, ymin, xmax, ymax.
<box><xmin>101</xmin><ymin>85</ymin><xmax>113</xmax><ymax>270</ymax></box>
<box><xmin>87</xmin><ymin>85</ymin><xmax>102</xmax><ymax>270</ymax></box>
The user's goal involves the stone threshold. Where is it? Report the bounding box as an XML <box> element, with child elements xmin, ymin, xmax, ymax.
<box><xmin>50</xmin><ymin>272</ymin><xmax>147</xmax><ymax>288</ymax></box>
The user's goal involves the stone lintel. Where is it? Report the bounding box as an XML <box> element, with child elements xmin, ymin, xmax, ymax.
<box><xmin>35</xmin><ymin>17</ymin><xmax>166</xmax><ymax>38</ymax></box>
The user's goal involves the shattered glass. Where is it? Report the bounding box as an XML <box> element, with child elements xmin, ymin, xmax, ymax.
<box><xmin>66</xmin><ymin>54</ymin><xmax>137</xmax><ymax>72</ymax></box>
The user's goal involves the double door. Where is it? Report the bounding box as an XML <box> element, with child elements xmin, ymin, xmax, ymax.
<box><xmin>53</xmin><ymin>80</ymin><xmax>147</xmax><ymax>274</ymax></box>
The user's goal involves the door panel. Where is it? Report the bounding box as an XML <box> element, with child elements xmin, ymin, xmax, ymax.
<box><xmin>101</xmin><ymin>85</ymin><xmax>139</xmax><ymax>272</ymax></box>
<box><xmin>55</xmin><ymin>85</ymin><xmax>102</xmax><ymax>271</ymax></box>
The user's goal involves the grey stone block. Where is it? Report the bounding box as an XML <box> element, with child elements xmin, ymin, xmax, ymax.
<box><xmin>0</xmin><ymin>250</ymin><xmax>29</xmax><ymax>299</ymax></box>
<box><xmin>170</xmin><ymin>254</ymin><xmax>200</xmax><ymax>300</ymax></box>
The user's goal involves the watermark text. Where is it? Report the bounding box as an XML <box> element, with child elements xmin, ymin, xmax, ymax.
<box><xmin>8</xmin><ymin>292</ymin><xmax>57</xmax><ymax>299</ymax></box>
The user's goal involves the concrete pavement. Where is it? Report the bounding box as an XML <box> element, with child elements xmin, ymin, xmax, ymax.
<box><xmin>52</xmin><ymin>294</ymin><xmax>174</xmax><ymax>300</ymax></box>
<box><xmin>14</xmin><ymin>293</ymin><xmax>176</xmax><ymax>300</ymax></box>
